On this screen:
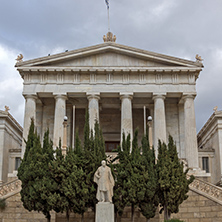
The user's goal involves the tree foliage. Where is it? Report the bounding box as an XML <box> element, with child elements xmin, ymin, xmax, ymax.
<box><xmin>18</xmin><ymin>119</ymin><xmax>54</xmax><ymax>222</ymax></box>
<box><xmin>113</xmin><ymin>133</ymin><xmax>131</xmax><ymax>217</ymax></box>
<box><xmin>113</xmin><ymin>130</ymin><xmax>158</xmax><ymax>222</ymax></box>
<box><xmin>18</xmin><ymin>116</ymin><xmax>194</xmax><ymax>222</ymax></box>
<box><xmin>139</xmin><ymin>133</ymin><xmax>159</xmax><ymax>221</ymax></box>
<box><xmin>48</xmin><ymin>142</ymin><xmax>89</xmax><ymax>222</ymax></box>
<box><xmin>157</xmin><ymin>135</ymin><xmax>194</xmax><ymax>220</ymax></box>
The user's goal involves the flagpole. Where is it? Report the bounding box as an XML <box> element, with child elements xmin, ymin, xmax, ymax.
<box><xmin>107</xmin><ymin>7</ymin><xmax>110</xmax><ymax>32</ymax></box>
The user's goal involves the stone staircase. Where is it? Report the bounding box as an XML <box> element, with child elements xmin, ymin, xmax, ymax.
<box><xmin>188</xmin><ymin>175</ymin><xmax>222</xmax><ymax>205</ymax></box>
<box><xmin>1</xmin><ymin>177</ymin><xmax>222</xmax><ymax>222</ymax></box>
<box><xmin>1</xmin><ymin>177</ymin><xmax>222</xmax><ymax>205</ymax></box>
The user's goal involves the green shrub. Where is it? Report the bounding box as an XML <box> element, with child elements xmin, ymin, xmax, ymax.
<box><xmin>0</xmin><ymin>198</ymin><xmax>6</xmax><ymax>210</ymax></box>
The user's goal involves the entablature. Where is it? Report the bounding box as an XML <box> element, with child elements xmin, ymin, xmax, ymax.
<box><xmin>18</xmin><ymin>66</ymin><xmax>202</xmax><ymax>75</ymax></box>
<box><xmin>20</xmin><ymin>68</ymin><xmax>200</xmax><ymax>87</ymax></box>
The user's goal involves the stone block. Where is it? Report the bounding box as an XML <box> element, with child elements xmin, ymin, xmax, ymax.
<box><xmin>199</xmin><ymin>195</ymin><xmax>207</xmax><ymax>201</ymax></box>
<box><xmin>194</xmin><ymin>212</ymin><xmax>206</xmax><ymax>218</ymax></box>
<box><xmin>95</xmin><ymin>203</ymin><xmax>114</xmax><ymax>222</ymax></box>
<box><xmin>187</xmin><ymin>207</ymin><xmax>200</xmax><ymax>212</ymax></box>
<box><xmin>217</xmin><ymin>211</ymin><xmax>222</xmax><ymax>217</ymax></box>
<box><xmin>205</xmin><ymin>211</ymin><xmax>218</xmax><ymax>218</ymax></box>
<box><xmin>195</xmin><ymin>200</ymin><xmax>205</xmax><ymax>206</ymax></box>
<box><xmin>205</xmin><ymin>200</ymin><xmax>217</xmax><ymax>206</ymax></box>
<box><xmin>200</xmin><ymin>219</ymin><xmax>213</xmax><ymax>222</ymax></box>
<box><xmin>178</xmin><ymin>207</ymin><xmax>188</xmax><ymax>212</ymax></box>
<box><xmin>181</xmin><ymin>212</ymin><xmax>194</xmax><ymax>218</ymax></box>
<box><xmin>211</xmin><ymin>205</ymin><xmax>222</xmax><ymax>212</ymax></box>
<box><xmin>188</xmin><ymin>219</ymin><xmax>200</xmax><ymax>222</ymax></box>
<box><xmin>201</xmin><ymin>206</ymin><xmax>211</xmax><ymax>211</ymax></box>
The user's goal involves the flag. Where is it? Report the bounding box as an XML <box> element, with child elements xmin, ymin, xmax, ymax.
<box><xmin>105</xmin><ymin>0</ymin><xmax>109</xmax><ymax>9</ymax></box>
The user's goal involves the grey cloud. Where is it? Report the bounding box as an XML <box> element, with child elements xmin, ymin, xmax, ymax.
<box><xmin>0</xmin><ymin>0</ymin><xmax>222</xmax><ymax>131</ymax></box>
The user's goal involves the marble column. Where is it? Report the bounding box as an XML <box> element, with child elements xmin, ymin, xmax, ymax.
<box><xmin>87</xmin><ymin>94</ymin><xmax>100</xmax><ymax>132</ymax></box>
<box><xmin>153</xmin><ymin>94</ymin><xmax>167</xmax><ymax>158</ymax></box>
<box><xmin>53</xmin><ymin>94</ymin><xmax>67</xmax><ymax>148</ymax></box>
<box><xmin>183</xmin><ymin>94</ymin><xmax>199</xmax><ymax>169</ymax></box>
<box><xmin>22</xmin><ymin>94</ymin><xmax>37</xmax><ymax>158</ymax></box>
<box><xmin>120</xmin><ymin>94</ymin><xmax>133</xmax><ymax>147</ymax></box>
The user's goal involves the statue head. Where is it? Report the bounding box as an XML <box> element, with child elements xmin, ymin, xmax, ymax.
<box><xmin>101</xmin><ymin>160</ymin><xmax>106</xmax><ymax>167</ymax></box>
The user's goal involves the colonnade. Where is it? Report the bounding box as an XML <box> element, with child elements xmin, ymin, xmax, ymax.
<box><xmin>22</xmin><ymin>93</ymin><xmax>199</xmax><ymax>169</ymax></box>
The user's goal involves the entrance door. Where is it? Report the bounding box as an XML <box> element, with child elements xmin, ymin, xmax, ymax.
<box><xmin>105</xmin><ymin>141</ymin><xmax>119</xmax><ymax>152</ymax></box>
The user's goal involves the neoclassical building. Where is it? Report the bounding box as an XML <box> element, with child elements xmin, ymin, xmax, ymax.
<box><xmin>198</xmin><ymin>109</ymin><xmax>222</xmax><ymax>184</ymax></box>
<box><xmin>0</xmin><ymin>108</ymin><xmax>22</xmax><ymax>184</ymax></box>
<box><xmin>16</xmin><ymin>33</ymin><xmax>203</xmax><ymax>170</ymax></box>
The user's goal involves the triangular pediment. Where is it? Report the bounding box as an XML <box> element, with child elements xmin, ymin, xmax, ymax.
<box><xmin>16</xmin><ymin>42</ymin><xmax>203</xmax><ymax>69</ymax></box>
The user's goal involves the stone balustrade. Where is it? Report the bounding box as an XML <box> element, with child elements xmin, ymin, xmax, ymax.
<box><xmin>1</xmin><ymin>174</ymin><xmax>222</xmax><ymax>208</ymax></box>
<box><xmin>0</xmin><ymin>179</ymin><xmax>21</xmax><ymax>199</ymax></box>
<box><xmin>188</xmin><ymin>175</ymin><xmax>222</xmax><ymax>205</ymax></box>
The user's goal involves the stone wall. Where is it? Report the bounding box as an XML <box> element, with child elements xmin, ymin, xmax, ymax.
<box><xmin>2</xmin><ymin>189</ymin><xmax>222</xmax><ymax>222</ymax></box>
<box><xmin>0</xmin><ymin>193</ymin><xmax>55</xmax><ymax>222</ymax></box>
<box><xmin>55</xmin><ymin>207</ymin><xmax>160</xmax><ymax>222</ymax></box>
<box><xmin>170</xmin><ymin>190</ymin><xmax>222</xmax><ymax>222</ymax></box>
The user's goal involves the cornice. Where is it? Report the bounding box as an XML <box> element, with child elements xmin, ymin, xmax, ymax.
<box><xmin>15</xmin><ymin>42</ymin><xmax>203</xmax><ymax>69</ymax></box>
<box><xmin>197</xmin><ymin>112</ymin><xmax>222</xmax><ymax>149</ymax></box>
<box><xmin>17</xmin><ymin>66</ymin><xmax>202</xmax><ymax>74</ymax></box>
<box><xmin>0</xmin><ymin>111</ymin><xmax>23</xmax><ymax>134</ymax></box>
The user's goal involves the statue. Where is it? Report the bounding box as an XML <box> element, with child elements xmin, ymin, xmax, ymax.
<box><xmin>103</xmin><ymin>32</ymin><xmax>116</xmax><ymax>42</ymax></box>
<box><xmin>94</xmin><ymin>160</ymin><xmax>115</xmax><ymax>203</ymax></box>
<box><xmin>213</xmin><ymin>106</ymin><xmax>218</xmax><ymax>112</ymax></box>
<box><xmin>16</xmin><ymin>54</ymin><xmax>23</xmax><ymax>63</ymax></box>
<box><xmin>195</xmin><ymin>54</ymin><xmax>203</xmax><ymax>62</ymax></box>
<box><xmin>4</xmin><ymin>106</ymin><xmax>10</xmax><ymax>112</ymax></box>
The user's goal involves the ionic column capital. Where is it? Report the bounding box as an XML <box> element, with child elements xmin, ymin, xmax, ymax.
<box><xmin>152</xmin><ymin>93</ymin><xmax>166</xmax><ymax>101</ymax></box>
<box><xmin>87</xmin><ymin>93</ymin><xmax>100</xmax><ymax>101</ymax></box>
<box><xmin>120</xmin><ymin>93</ymin><xmax>133</xmax><ymax>100</ymax></box>
<box><xmin>182</xmin><ymin>93</ymin><xmax>196</xmax><ymax>101</ymax></box>
<box><xmin>23</xmin><ymin>94</ymin><xmax>38</xmax><ymax>100</ymax></box>
<box><xmin>53</xmin><ymin>94</ymin><xmax>68</xmax><ymax>100</ymax></box>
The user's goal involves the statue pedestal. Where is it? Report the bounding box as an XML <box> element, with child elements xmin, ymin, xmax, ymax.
<box><xmin>95</xmin><ymin>202</ymin><xmax>114</xmax><ymax>222</ymax></box>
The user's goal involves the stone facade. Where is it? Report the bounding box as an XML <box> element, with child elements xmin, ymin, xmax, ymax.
<box><xmin>1</xmin><ymin>189</ymin><xmax>222</xmax><ymax>222</ymax></box>
<box><xmin>0</xmin><ymin>110</ymin><xmax>22</xmax><ymax>184</ymax></box>
<box><xmin>16</xmin><ymin>40</ymin><xmax>203</xmax><ymax>170</ymax></box>
<box><xmin>197</xmin><ymin>110</ymin><xmax>222</xmax><ymax>184</ymax></box>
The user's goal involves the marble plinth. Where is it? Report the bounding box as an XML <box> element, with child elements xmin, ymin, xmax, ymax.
<box><xmin>95</xmin><ymin>203</ymin><xmax>114</xmax><ymax>222</ymax></box>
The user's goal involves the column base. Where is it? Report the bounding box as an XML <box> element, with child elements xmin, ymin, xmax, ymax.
<box><xmin>95</xmin><ymin>202</ymin><xmax>114</xmax><ymax>222</ymax></box>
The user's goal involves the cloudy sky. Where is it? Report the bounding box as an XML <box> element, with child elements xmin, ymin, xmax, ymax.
<box><xmin>0</xmin><ymin>0</ymin><xmax>222</xmax><ymax>132</ymax></box>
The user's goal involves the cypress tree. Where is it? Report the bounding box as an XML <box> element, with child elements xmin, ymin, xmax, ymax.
<box><xmin>18</xmin><ymin>121</ymin><xmax>54</xmax><ymax>222</ymax></box>
<box><xmin>113</xmin><ymin>130</ymin><xmax>147</xmax><ymax>222</ymax></box>
<box><xmin>76</xmin><ymin>111</ymin><xmax>106</xmax><ymax>213</ymax></box>
<box><xmin>157</xmin><ymin>136</ymin><xmax>194</xmax><ymax>220</ymax></box>
<box><xmin>48</xmin><ymin>142</ymin><xmax>72</xmax><ymax>222</ymax></box>
<box><xmin>113</xmin><ymin>133</ymin><xmax>131</xmax><ymax>218</ymax></box>
<box><xmin>65</xmin><ymin>147</ymin><xmax>89</xmax><ymax>222</ymax></box>
<box><xmin>139</xmin><ymin>134</ymin><xmax>159</xmax><ymax>222</ymax></box>
<box><xmin>128</xmin><ymin>129</ymin><xmax>147</xmax><ymax>222</ymax></box>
